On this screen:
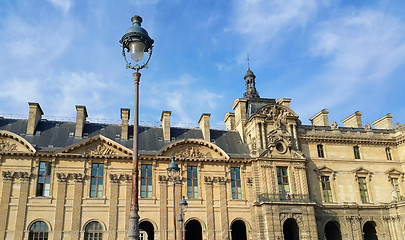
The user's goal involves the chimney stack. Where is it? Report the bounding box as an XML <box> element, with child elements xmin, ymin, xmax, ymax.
<box><xmin>276</xmin><ymin>98</ymin><xmax>292</xmax><ymax>108</ymax></box>
<box><xmin>342</xmin><ymin>111</ymin><xmax>362</xmax><ymax>128</ymax></box>
<box><xmin>27</xmin><ymin>102</ymin><xmax>44</xmax><ymax>135</ymax></box>
<box><xmin>224</xmin><ymin>112</ymin><xmax>235</xmax><ymax>130</ymax></box>
<box><xmin>75</xmin><ymin>105</ymin><xmax>88</xmax><ymax>137</ymax></box>
<box><xmin>160</xmin><ymin>111</ymin><xmax>172</xmax><ymax>141</ymax></box>
<box><xmin>372</xmin><ymin>114</ymin><xmax>393</xmax><ymax>130</ymax></box>
<box><xmin>121</xmin><ymin>108</ymin><xmax>130</xmax><ymax>140</ymax></box>
<box><xmin>199</xmin><ymin>113</ymin><xmax>211</xmax><ymax>142</ymax></box>
<box><xmin>309</xmin><ymin>109</ymin><xmax>330</xmax><ymax>127</ymax></box>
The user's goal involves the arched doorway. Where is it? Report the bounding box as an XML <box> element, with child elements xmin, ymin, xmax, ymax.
<box><xmin>185</xmin><ymin>219</ymin><xmax>202</xmax><ymax>240</ymax></box>
<box><xmin>324</xmin><ymin>221</ymin><xmax>342</xmax><ymax>240</ymax></box>
<box><xmin>231</xmin><ymin>220</ymin><xmax>247</xmax><ymax>240</ymax></box>
<box><xmin>363</xmin><ymin>221</ymin><xmax>378</xmax><ymax>240</ymax></box>
<box><xmin>140</xmin><ymin>221</ymin><xmax>154</xmax><ymax>240</ymax></box>
<box><xmin>283</xmin><ymin>218</ymin><xmax>299</xmax><ymax>240</ymax></box>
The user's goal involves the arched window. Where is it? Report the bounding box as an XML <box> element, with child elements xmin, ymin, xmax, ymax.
<box><xmin>29</xmin><ymin>221</ymin><xmax>49</xmax><ymax>240</ymax></box>
<box><xmin>85</xmin><ymin>221</ymin><xmax>103</xmax><ymax>240</ymax></box>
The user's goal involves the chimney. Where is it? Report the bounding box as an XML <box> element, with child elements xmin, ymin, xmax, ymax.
<box><xmin>276</xmin><ymin>98</ymin><xmax>292</xmax><ymax>108</ymax></box>
<box><xmin>342</xmin><ymin>111</ymin><xmax>362</xmax><ymax>128</ymax></box>
<box><xmin>121</xmin><ymin>108</ymin><xmax>130</xmax><ymax>140</ymax></box>
<box><xmin>75</xmin><ymin>105</ymin><xmax>88</xmax><ymax>137</ymax></box>
<box><xmin>199</xmin><ymin>113</ymin><xmax>211</xmax><ymax>142</ymax></box>
<box><xmin>224</xmin><ymin>112</ymin><xmax>235</xmax><ymax>130</ymax></box>
<box><xmin>372</xmin><ymin>114</ymin><xmax>393</xmax><ymax>130</ymax></box>
<box><xmin>160</xmin><ymin>111</ymin><xmax>172</xmax><ymax>141</ymax></box>
<box><xmin>27</xmin><ymin>102</ymin><xmax>44</xmax><ymax>135</ymax></box>
<box><xmin>309</xmin><ymin>109</ymin><xmax>330</xmax><ymax>127</ymax></box>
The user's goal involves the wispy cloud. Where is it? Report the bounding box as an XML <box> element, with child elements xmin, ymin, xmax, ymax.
<box><xmin>294</xmin><ymin>8</ymin><xmax>405</xmax><ymax>122</ymax></box>
<box><xmin>46</xmin><ymin>0</ymin><xmax>72</xmax><ymax>14</ymax></box>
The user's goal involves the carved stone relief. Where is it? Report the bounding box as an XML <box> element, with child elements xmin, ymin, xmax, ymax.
<box><xmin>0</xmin><ymin>138</ymin><xmax>18</xmax><ymax>152</ymax></box>
<box><xmin>174</xmin><ymin>146</ymin><xmax>212</xmax><ymax>159</ymax></box>
<box><xmin>84</xmin><ymin>143</ymin><xmax>116</xmax><ymax>155</ymax></box>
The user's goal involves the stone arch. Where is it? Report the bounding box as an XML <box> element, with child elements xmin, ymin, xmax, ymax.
<box><xmin>27</xmin><ymin>218</ymin><xmax>52</xmax><ymax>231</ymax></box>
<box><xmin>140</xmin><ymin>218</ymin><xmax>158</xmax><ymax>231</ymax></box>
<box><xmin>0</xmin><ymin>130</ymin><xmax>36</xmax><ymax>153</ymax></box>
<box><xmin>323</xmin><ymin>221</ymin><xmax>342</xmax><ymax>240</ymax></box>
<box><xmin>362</xmin><ymin>221</ymin><xmax>378</xmax><ymax>240</ymax></box>
<box><xmin>157</xmin><ymin>138</ymin><xmax>229</xmax><ymax>160</ymax></box>
<box><xmin>230</xmin><ymin>218</ymin><xmax>250</xmax><ymax>240</ymax></box>
<box><xmin>81</xmin><ymin>219</ymin><xmax>107</xmax><ymax>231</ymax></box>
<box><xmin>184</xmin><ymin>217</ymin><xmax>206</xmax><ymax>231</ymax></box>
<box><xmin>184</xmin><ymin>218</ymin><xmax>205</xmax><ymax>240</ymax></box>
<box><xmin>283</xmin><ymin>218</ymin><xmax>300</xmax><ymax>240</ymax></box>
<box><xmin>230</xmin><ymin>218</ymin><xmax>252</xmax><ymax>231</ymax></box>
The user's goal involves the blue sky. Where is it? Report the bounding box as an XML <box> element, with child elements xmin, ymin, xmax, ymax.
<box><xmin>1</xmin><ymin>0</ymin><xmax>405</xmax><ymax>129</ymax></box>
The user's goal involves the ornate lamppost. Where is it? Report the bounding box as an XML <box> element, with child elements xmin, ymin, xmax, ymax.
<box><xmin>120</xmin><ymin>15</ymin><xmax>154</xmax><ymax>240</ymax></box>
<box><xmin>178</xmin><ymin>196</ymin><xmax>188</xmax><ymax>240</ymax></box>
<box><xmin>167</xmin><ymin>157</ymin><xmax>181</xmax><ymax>240</ymax></box>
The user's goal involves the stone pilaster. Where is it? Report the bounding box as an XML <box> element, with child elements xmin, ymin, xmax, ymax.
<box><xmin>158</xmin><ymin>175</ymin><xmax>168</xmax><ymax>240</ymax></box>
<box><xmin>108</xmin><ymin>174</ymin><xmax>119</xmax><ymax>240</ymax></box>
<box><xmin>204</xmin><ymin>177</ymin><xmax>215</xmax><ymax>240</ymax></box>
<box><xmin>14</xmin><ymin>172</ymin><xmax>31</xmax><ymax>240</ymax></box>
<box><xmin>70</xmin><ymin>173</ymin><xmax>84</xmax><ymax>240</ymax></box>
<box><xmin>54</xmin><ymin>173</ymin><xmax>68</xmax><ymax>240</ymax></box>
<box><xmin>218</xmin><ymin>178</ymin><xmax>228</xmax><ymax>240</ymax></box>
<box><xmin>0</xmin><ymin>171</ymin><xmax>13</xmax><ymax>240</ymax></box>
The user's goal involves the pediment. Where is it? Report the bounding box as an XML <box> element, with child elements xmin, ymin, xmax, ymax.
<box><xmin>0</xmin><ymin>130</ymin><xmax>35</xmax><ymax>153</ymax></box>
<box><xmin>353</xmin><ymin>167</ymin><xmax>373</xmax><ymax>177</ymax></box>
<box><xmin>157</xmin><ymin>139</ymin><xmax>229</xmax><ymax>160</ymax></box>
<box><xmin>386</xmin><ymin>168</ymin><xmax>403</xmax><ymax>177</ymax></box>
<box><xmin>57</xmin><ymin>135</ymin><xmax>131</xmax><ymax>156</ymax></box>
<box><xmin>317</xmin><ymin>166</ymin><xmax>335</xmax><ymax>174</ymax></box>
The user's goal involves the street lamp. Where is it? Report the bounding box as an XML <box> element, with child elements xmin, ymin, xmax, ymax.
<box><xmin>120</xmin><ymin>15</ymin><xmax>154</xmax><ymax>240</ymax></box>
<box><xmin>179</xmin><ymin>196</ymin><xmax>188</xmax><ymax>240</ymax></box>
<box><xmin>167</xmin><ymin>157</ymin><xmax>181</xmax><ymax>240</ymax></box>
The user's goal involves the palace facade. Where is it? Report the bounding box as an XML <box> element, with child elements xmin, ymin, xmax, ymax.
<box><xmin>0</xmin><ymin>69</ymin><xmax>404</xmax><ymax>240</ymax></box>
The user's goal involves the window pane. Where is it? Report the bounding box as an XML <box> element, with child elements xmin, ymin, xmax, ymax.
<box><xmin>147</xmin><ymin>165</ymin><xmax>152</xmax><ymax>177</ymax></box>
<box><xmin>44</xmin><ymin>183</ymin><xmax>50</xmax><ymax>197</ymax></box>
<box><xmin>141</xmin><ymin>165</ymin><xmax>146</xmax><ymax>177</ymax></box>
<box><xmin>193</xmin><ymin>167</ymin><xmax>197</xmax><ymax>178</ymax></box>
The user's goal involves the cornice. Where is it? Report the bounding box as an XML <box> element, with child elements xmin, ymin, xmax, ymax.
<box><xmin>298</xmin><ymin>135</ymin><xmax>397</xmax><ymax>146</ymax></box>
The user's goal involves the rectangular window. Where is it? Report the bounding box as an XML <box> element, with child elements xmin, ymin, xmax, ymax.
<box><xmin>391</xmin><ymin>178</ymin><xmax>401</xmax><ymax>200</ymax></box>
<box><xmin>187</xmin><ymin>166</ymin><xmax>198</xmax><ymax>199</ymax></box>
<box><xmin>353</xmin><ymin>146</ymin><xmax>361</xmax><ymax>159</ymax></box>
<box><xmin>358</xmin><ymin>177</ymin><xmax>369</xmax><ymax>203</ymax></box>
<box><xmin>317</xmin><ymin>144</ymin><xmax>325</xmax><ymax>158</ymax></box>
<box><xmin>36</xmin><ymin>161</ymin><xmax>52</xmax><ymax>197</ymax></box>
<box><xmin>141</xmin><ymin>165</ymin><xmax>152</xmax><ymax>198</ymax></box>
<box><xmin>386</xmin><ymin>147</ymin><xmax>392</xmax><ymax>160</ymax></box>
<box><xmin>277</xmin><ymin>167</ymin><xmax>290</xmax><ymax>198</ymax></box>
<box><xmin>231</xmin><ymin>167</ymin><xmax>242</xmax><ymax>199</ymax></box>
<box><xmin>321</xmin><ymin>176</ymin><xmax>333</xmax><ymax>202</ymax></box>
<box><xmin>90</xmin><ymin>163</ymin><xmax>104</xmax><ymax>198</ymax></box>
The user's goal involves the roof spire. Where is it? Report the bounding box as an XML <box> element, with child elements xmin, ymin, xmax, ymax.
<box><xmin>243</xmin><ymin>65</ymin><xmax>260</xmax><ymax>99</ymax></box>
<box><xmin>246</xmin><ymin>53</ymin><xmax>251</xmax><ymax>69</ymax></box>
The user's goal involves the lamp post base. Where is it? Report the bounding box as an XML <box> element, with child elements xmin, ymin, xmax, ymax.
<box><xmin>128</xmin><ymin>210</ymin><xmax>140</xmax><ymax>240</ymax></box>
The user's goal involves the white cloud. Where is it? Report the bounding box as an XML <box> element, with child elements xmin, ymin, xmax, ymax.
<box><xmin>46</xmin><ymin>0</ymin><xmax>72</xmax><ymax>14</ymax></box>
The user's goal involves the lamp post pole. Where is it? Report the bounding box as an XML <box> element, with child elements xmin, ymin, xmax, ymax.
<box><xmin>120</xmin><ymin>15</ymin><xmax>154</xmax><ymax>240</ymax></box>
<box><xmin>167</xmin><ymin>157</ymin><xmax>181</xmax><ymax>240</ymax></box>
<box><xmin>178</xmin><ymin>196</ymin><xmax>188</xmax><ymax>240</ymax></box>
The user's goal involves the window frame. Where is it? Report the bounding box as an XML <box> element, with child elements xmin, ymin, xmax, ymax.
<box><xmin>36</xmin><ymin>161</ymin><xmax>52</xmax><ymax>197</ymax></box>
<box><xmin>187</xmin><ymin>166</ymin><xmax>198</xmax><ymax>199</ymax></box>
<box><xmin>317</xmin><ymin>144</ymin><xmax>325</xmax><ymax>158</ymax></box>
<box><xmin>353</xmin><ymin>146</ymin><xmax>361</xmax><ymax>159</ymax></box>
<box><xmin>140</xmin><ymin>164</ymin><xmax>153</xmax><ymax>198</ymax></box>
<box><xmin>90</xmin><ymin>163</ymin><xmax>104</xmax><ymax>198</ymax></box>
<box><xmin>230</xmin><ymin>167</ymin><xmax>242</xmax><ymax>199</ymax></box>
<box><xmin>321</xmin><ymin>176</ymin><xmax>333</xmax><ymax>202</ymax></box>
<box><xmin>29</xmin><ymin>221</ymin><xmax>49</xmax><ymax>240</ymax></box>
<box><xmin>391</xmin><ymin>178</ymin><xmax>401</xmax><ymax>200</ymax></box>
<box><xmin>358</xmin><ymin>177</ymin><xmax>370</xmax><ymax>203</ymax></box>
<box><xmin>386</xmin><ymin>147</ymin><xmax>393</xmax><ymax>160</ymax></box>
<box><xmin>84</xmin><ymin>221</ymin><xmax>103</xmax><ymax>240</ymax></box>
<box><xmin>276</xmin><ymin>166</ymin><xmax>290</xmax><ymax>199</ymax></box>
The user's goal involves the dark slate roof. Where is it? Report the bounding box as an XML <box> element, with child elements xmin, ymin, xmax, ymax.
<box><xmin>0</xmin><ymin>118</ymin><xmax>251</xmax><ymax>158</ymax></box>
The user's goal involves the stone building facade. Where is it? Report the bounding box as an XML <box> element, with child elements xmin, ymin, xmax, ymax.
<box><xmin>0</xmin><ymin>69</ymin><xmax>404</xmax><ymax>240</ymax></box>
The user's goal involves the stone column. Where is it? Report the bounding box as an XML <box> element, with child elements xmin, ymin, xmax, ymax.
<box><xmin>0</xmin><ymin>171</ymin><xmax>13</xmax><ymax>240</ymax></box>
<box><xmin>159</xmin><ymin>175</ymin><xmax>168</xmax><ymax>240</ymax></box>
<box><xmin>14</xmin><ymin>172</ymin><xmax>31</xmax><ymax>240</ymax></box>
<box><xmin>204</xmin><ymin>177</ymin><xmax>215</xmax><ymax>240</ymax></box>
<box><xmin>70</xmin><ymin>173</ymin><xmax>84</xmax><ymax>240</ymax></box>
<box><xmin>108</xmin><ymin>174</ymin><xmax>120</xmax><ymax>240</ymax></box>
<box><xmin>218</xmin><ymin>178</ymin><xmax>228</xmax><ymax>240</ymax></box>
<box><xmin>54</xmin><ymin>173</ymin><xmax>68</xmax><ymax>240</ymax></box>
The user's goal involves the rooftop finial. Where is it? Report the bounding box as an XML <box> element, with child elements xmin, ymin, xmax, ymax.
<box><xmin>245</xmin><ymin>53</ymin><xmax>251</xmax><ymax>69</ymax></box>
